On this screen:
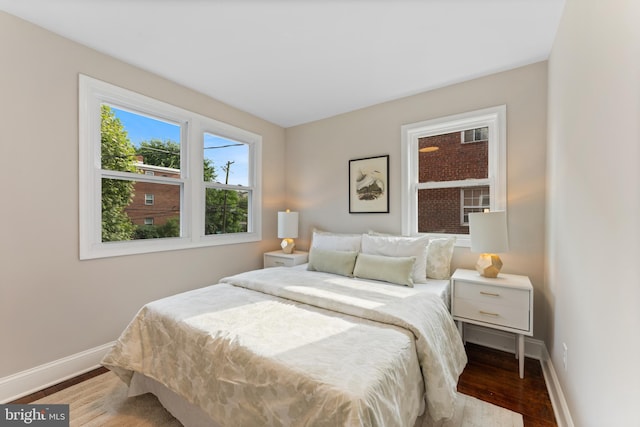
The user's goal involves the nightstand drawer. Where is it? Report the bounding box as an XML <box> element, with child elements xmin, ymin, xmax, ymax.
<box><xmin>264</xmin><ymin>256</ymin><xmax>296</xmax><ymax>268</ymax></box>
<box><xmin>455</xmin><ymin>281</ymin><xmax>529</xmax><ymax>309</ymax></box>
<box><xmin>453</xmin><ymin>298</ymin><xmax>530</xmax><ymax>331</ymax></box>
<box><xmin>263</xmin><ymin>251</ymin><xmax>309</xmax><ymax>268</ymax></box>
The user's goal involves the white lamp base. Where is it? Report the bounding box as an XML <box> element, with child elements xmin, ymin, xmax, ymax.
<box><xmin>280</xmin><ymin>238</ymin><xmax>295</xmax><ymax>254</ymax></box>
<box><xmin>475</xmin><ymin>253</ymin><xmax>503</xmax><ymax>278</ymax></box>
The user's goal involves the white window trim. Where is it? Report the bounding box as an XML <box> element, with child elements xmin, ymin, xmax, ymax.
<box><xmin>79</xmin><ymin>75</ymin><xmax>262</xmax><ymax>259</ymax></box>
<box><xmin>400</xmin><ymin>105</ymin><xmax>506</xmax><ymax>247</ymax></box>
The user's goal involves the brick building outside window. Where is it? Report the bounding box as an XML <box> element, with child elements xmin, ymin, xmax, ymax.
<box><xmin>124</xmin><ymin>158</ymin><xmax>181</xmax><ymax>227</ymax></box>
<box><xmin>418</xmin><ymin>128</ymin><xmax>489</xmax><ymax>234</ymax></box>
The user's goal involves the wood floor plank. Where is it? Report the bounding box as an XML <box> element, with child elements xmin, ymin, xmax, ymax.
<box><xmin>458</xmin><ymin>342</ymin><xmax>557</xmax><ymax>427</ymax></box>
<box><xmin>10</xmin><ymin>367</ymin><xmax>109</xmax><ymax>404</ymax></box>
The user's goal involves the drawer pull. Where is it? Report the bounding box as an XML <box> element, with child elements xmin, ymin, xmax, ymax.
<box><xmin>274</xmin><ymin>261</ymin><xmax>285</xmax><ymax>266</ymax></box>
<box><xmin>479</xmin><ymin>310</ymin><xmax>500</xmax><ymax>317</ymax></box>
<box><xmin>480</xmin><ymin>291</ymin><xmax>500</xmax><ymax>297</ymax></box>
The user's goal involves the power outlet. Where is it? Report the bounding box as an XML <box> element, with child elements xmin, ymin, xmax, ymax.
<box><xmin>562</xmin><ymin>343</ymin><xmax>568</xmax><ymax>371</ymax></box>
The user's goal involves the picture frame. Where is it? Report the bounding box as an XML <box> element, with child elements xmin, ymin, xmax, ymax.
<box><xmin>349</xmin><ymin>155</ymin><xmax>389</xmax><ymax>213</ymax></box>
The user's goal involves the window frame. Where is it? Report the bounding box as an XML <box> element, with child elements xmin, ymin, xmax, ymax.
<box><xmin>79</xmin><ymin>75</ymin><xmax>262</xmax><ymax>260</ymax></box>
<box><xmin>400</xmin><ymin>105</ymin><xmax>506</xmax><ymax>247</ymax></box>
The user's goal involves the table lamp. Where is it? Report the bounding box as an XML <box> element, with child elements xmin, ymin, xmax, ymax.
<box><xmin>469</xmin><ymin>211</ymin><xmax>509</xmax><ymax>278</ymax></box>
<box><xmin>277</xmin><ymin>210</ymin><xmax>299</xmax><ymax>254</ymax></box>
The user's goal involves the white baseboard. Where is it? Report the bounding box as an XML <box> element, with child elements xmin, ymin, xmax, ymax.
<box><xmin>539</xmin><ymin>346</ymin><xmax>575</xmax><ymax>427</ymax></box>
<box><xmin>462</xmin><ymin>324</ymin><xmax>574</xmax><ymax>427</ymax></box>
<box><xmin>0</xmin><ymin>342</ymin><xmax>115</xmax><ymax>403</ymax></box>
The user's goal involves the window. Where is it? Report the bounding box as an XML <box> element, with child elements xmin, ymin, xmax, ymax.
<box><xmin>461</xmin><ymin>187</ymin><xmax>490</xmax><ymax>225</ymax></box>
<box><xmin>462</xmin><ymin>126</ymin><xmax>489</xmax><ymax>143</ymax></box>
<box><xmin>79</xmin><ymin>75</ymin><xmax>262</xmax><ymax>259</ymax></box>
<box><xmin>401</xmin><ymin>105</ymin><xmax>506</xmax><ymax>247</ymax></box>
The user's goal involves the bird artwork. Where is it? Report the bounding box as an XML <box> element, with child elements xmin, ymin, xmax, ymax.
<box><xmin>355</xmin><ymin>168</ymin><xmax>385</xmax><ymax>200</ymax></box>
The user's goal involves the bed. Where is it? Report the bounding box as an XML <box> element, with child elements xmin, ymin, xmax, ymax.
<box><xmin>102</xmin><ymin>232</ymin><xmax>467</xmax><ymax>426</ymax></box>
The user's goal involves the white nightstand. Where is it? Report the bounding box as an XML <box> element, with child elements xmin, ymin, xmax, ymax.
<box><xmin>451</xmin><ymin>268</ymin><xmax>533</xmax><ymax>378</ymax></box>
<box><xmin>263</xmin><ymin>250</ymin><xmax>309</xmax><ymax>268</ymax></box>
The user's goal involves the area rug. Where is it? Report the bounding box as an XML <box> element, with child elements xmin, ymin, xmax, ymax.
<box><xmin>34</xmin><ymin>372</ymin><xmax>523</xmax><ymax>427</ymax></box>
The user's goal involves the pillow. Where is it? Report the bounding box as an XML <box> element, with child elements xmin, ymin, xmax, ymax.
<box><xmin>307</xmin><ymin>248</ymin><xmax>358</xmax><ymax>277</ymax></box>
<box><xmin>353</xmin><ymin>253</ymin><xmax>416</xmax><ymax>287</ymax></box>
<box><xmin>426</xmin><ymin>237</ymin><xmax>456</xmax><ymax>279</ymax></box>
<box><xmin>310</xmin><ymin>229</ymin><xmax>362</xmax><ymax>252</ymax></box>
<box><xmin>361</xmin><ymin>233</ymin><xmax>429</xmax><ymax>283</ymax></box>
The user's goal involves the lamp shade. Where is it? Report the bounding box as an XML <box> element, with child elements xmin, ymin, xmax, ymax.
<box><xmin>277</xmin><ymin>211</ymin><xmax>299</xmax><ymax>239</ymax></box>
<box><xmin>469</xmin><ymin>211</ymin><xmax>509</xmax><ymax>253</ymax></box>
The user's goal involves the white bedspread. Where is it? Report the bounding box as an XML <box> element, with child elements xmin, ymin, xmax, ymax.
<box><xmin>102</xmin><ymin>267</ymin><xmax>466</xmax><ymax>426</ymax></box>
<box><xmin>221</xmin><ymin>268</ymin><xmax>467</xmax><ymax>421</ymax></box>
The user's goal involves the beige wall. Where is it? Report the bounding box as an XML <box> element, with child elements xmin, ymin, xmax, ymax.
<box><xmin>547</xmin><ymin>0</ymin><xmax>640</xmax><ymax>425</ymax></box>
<box><xmin>286</xmin><ymin>62</ymin><xmax>549</xmax><ymax>342</ymax></box>
<box><xmin>0</xmin><ymin>12</ymin><xmax>286</xmax><ymax>377</ymax></box>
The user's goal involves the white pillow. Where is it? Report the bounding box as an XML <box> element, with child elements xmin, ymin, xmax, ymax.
<box><xmin>426</xmin><ymin>237</ymin><xmax>456</xmax><ymax>279</ymax></box>
<box><xmin>311</xmin><ymin>229</ymin><xmax>362</xmax><ymax>252</ymax></box>
<box><xmin>361</xmin><ymin>233</ymin><xmax>429</xmax><ymax>283</ymax></box>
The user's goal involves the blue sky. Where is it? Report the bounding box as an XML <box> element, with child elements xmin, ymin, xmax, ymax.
<box><xmin>114</xmin><ymin>107</ymin><xmax>248</xmax><ymax>186</ymax></box>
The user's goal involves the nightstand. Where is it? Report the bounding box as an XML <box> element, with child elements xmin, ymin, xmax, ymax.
<box><xmin>451</xmin><ymin>268</ymin><xmax>533</xmax><ymax>378</ymax></box>
<box><xmin>263</xmin><ymin>250</ymin><xmax>309</xmax><ymax>268</ymax></box>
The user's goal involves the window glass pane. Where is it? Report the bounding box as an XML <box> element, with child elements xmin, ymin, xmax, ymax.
<box><xmin>417</xmin><ymin>187</ymin><xmax>468</xmax><ymax>234</ymax></box>
<box><xmin>418</xmin><ymin>131</ymin><xmax>488</xmax><ymax>183</ymax></box>
<box><xmin>102</xmin><ymin>105</ymin><xmax>182</xmax><ymax>177</ymax></box>
<box><xmin>101</xmin><ymin>177</ymin><xmax>136</xmax><ymax>242</ymax></box>
<box><xmin>100</xmin><ymin>106</ymin><xmax>138</xmax><ymax>174</ymax></box>
<box><xmin>204</xmin><ymin>133</ymin><xmax>249</xmax><ymax>185</ymax></box>
<box><xmin>101</xmin><ymin>178</ymin><xmax>181</xmax><ymax>242</ymax></box>
<box><xmin>205</xmin><ymin>188</ymin><xmax>249</xmax><ymax>235</ymax></box>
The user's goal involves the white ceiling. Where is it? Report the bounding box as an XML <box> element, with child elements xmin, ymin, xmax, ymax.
<box><xmin>1</xmin><ymin>0</ymin><xmax>565</xmax><ymax>127</ymax></box>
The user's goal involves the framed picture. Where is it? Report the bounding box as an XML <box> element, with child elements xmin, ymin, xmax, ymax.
<box><xmin>349</xmin><ymin>155</ymin><xmax>389</xmax><ymax>213</ymax></box>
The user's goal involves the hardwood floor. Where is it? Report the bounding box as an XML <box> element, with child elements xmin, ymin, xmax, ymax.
<box><xmin>12</xmin><ymin>343</ymin><xmax>557</xmax><ymax>426</ymax></box>
<box><xmin>10</xmin><ymin>367</ymin><xmax>109</xmax><ymax>404</ymax></box>
<box><xmin>458</xmin><ymin>342</ymin><xmax>557</xmax><ymax>427</ymax></box>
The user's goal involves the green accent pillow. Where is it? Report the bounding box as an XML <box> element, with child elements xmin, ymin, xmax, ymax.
<box><xmin>353</xmin><ymin>253</ymin><xmax>416</xmax><ymax>287</ymax></box>
<box><xmin>307</xmin><ymin>248</ymin><xmax>358</xmax><ymax>277</ymax></box>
